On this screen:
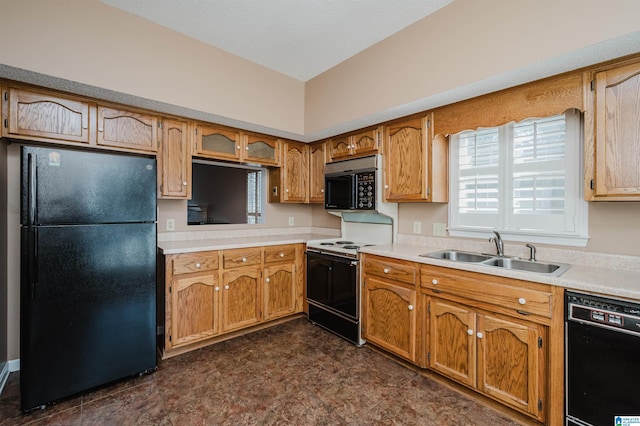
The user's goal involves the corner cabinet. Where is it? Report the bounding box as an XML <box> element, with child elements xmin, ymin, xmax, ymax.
<box><xmin>269</xmin><ymin>140</ymin><xmax>308</xmax><ymax>203</ymax></box>
<box><xmin>161</xmin><ymin>243</ymin><xmax>304</xmax><ymax>358</ymax></box>
<box><xmin>383</xmin><ymin>113</ymin><xmax>448</xmax><ymax>202</ymax></box>
<box><xmin>585</xmin><ymin>59</ymin><xmax>640</xmax><ymax>200</ymax></box>
<box><xmin>327</xmin><ymin>126</ymin><xmax>381</xmax><ymax>162</ymax></box>
<box><xmin>157</xmin><ymin>118</ymin><xmax>191</xmax><ymax>199</ymax></box>
<box><xmin>2</xmin><ymin>85</ymin><xmax>92</xmax><ymax>145</ymax></box>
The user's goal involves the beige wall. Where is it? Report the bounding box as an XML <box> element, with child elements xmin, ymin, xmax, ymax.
<box><xmin>0</xmin><ymin>0</ymin><xmax>305</xmax><ymax>135</ymax></box>
<box><xmin>305</xmin><ymin>0</ymin><xmax>640</xmax><ymax>136</ymax></box>
<box><xmin>398</xmin><ymin>202</ymin><xmax>640</xmax><ymax>257</ymax></box>
<box><xmin>0</xmin><ymin>142</ymin><xmax>7</xmax><ymax>366</ymax></box>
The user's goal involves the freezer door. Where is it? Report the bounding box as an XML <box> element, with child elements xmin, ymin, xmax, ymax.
<box><xmin>20</xmin><ymin>223</ymin><xmax>157</xmax><ymax>410</ymax></box>
<box><xmin>21</xmin><ymin>146</ymin><xmax>156</xmax><ymax>225</ymax></box>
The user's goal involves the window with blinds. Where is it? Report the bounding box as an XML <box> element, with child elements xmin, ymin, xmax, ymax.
<box><xmin>247</xmin><ymin>170</ymin><xmax>263</xmax><ymax>224</ymax></box>
<box><xmin>449</xmin><ymin>109</ymin><xmax>588</xmax><ymax>246</ymax></box>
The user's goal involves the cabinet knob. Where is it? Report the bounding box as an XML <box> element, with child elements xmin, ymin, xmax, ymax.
<box><xmin>383</xmin><ymin>268</ymin><xmax>390</xmax><ymax>274</ymax></box>
<box><xmin>408</xmin><ymin>304</ymin><xmax>414</xmax><ymax>311</ymax></box>
<box><xmin>245</xmin><ymin>146</ymin><xmax>249</xmax><ymax>151</ymax></box>
<box><xmin>215</xmin><ymin>286</ymin><xmax>220</xmax><ymax>291</ymax></box>
<box><xmin>195</xmin><ymin>263</ymin><xmax>201</xmax><ymax>268</ymax></box>
<box><xmin>98</xmin><ymin>127</ymin><xmax>103</xmax><ymax>132</ymax></box>
<box><xmin>467</xmin><ymin>329</ymin><xmax>474</xmax><ymax>336</ymax></box>
<box><xmin>182</xmin><ymin>181</ymin><xmax>188</xmax><ymax>186</ymax></box>
<box><xmin>321</xmin><ymin>189</ymin><xmax>324</xmax><ymax>193</ymax></box>
<box><xmin>285</xmin><ymin>189</ymin><xmax>289</xmax><ymax>193</ymax></box>
<box><xmin>242</xmin><ymin>257</ymin><xmax>247</xmax><ymax>262</ymax></box>
<box><xmin>224</xmin><ymin>285</ymin><xmax>230</xmax><ymax>290</ymax></box>
<box><xmin>384</xmin><ymin>184</ymin><xmax>389</xmax><ymax>189</ymax></box>
<box><xmin>476</xmin><ymin>332</ymin><xmax>484</xmax><ymax>339</ymax></box>
<box><xmin>266</xmin><ymin>278</ymin><xmax>270</xmax><ymax>283</ymax></box>
<box><xmin>432</xmin><ymin>279</ymin><xmax>438</xmax><ymax>285</ymax></box>
<box><xmin>236</xmin><ymin>145</ymin><xmax>241</xmax><ymax>150</ymax></box>
<box><xmin>279</xmin><ymin>252</ymin><xmax>284</xmax><ymax>257</ymax></box>
<box><xmin>518</xmin><ymin>297</ymin><xmax>526</xmax><ymax>305</ymax></box>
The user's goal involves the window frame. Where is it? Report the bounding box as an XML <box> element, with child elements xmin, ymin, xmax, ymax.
<box><xmin>448</xmin><ymin>109</ymin><xmax>589</xmax><ymax>247</ymax></box>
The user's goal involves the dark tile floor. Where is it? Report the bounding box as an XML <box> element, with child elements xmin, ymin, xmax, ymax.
<box><xmin>0</xmin><ymin>318</ymin><xmax>523</xmax><ymax>425</ymax></box>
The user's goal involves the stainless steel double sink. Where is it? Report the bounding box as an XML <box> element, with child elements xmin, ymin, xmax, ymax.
<box><xmin>420</xmin><ymin>250</ymin><xmax>571</xmax><ymax>276</ymax></box>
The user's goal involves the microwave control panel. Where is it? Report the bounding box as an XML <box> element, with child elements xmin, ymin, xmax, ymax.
<box><xmin>355</xmin><ymin>172</ymin><xmax>375</xmax><ymax>209</ymax></box>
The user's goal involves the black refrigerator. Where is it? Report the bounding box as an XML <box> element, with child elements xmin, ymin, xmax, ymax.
<box><xmin>20</xmin><ymin>146</ymin><xmax>158</xmax><ymax>411</ymax></box>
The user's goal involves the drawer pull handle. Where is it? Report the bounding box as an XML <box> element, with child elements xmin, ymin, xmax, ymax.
<box><xmin>408</xmin><ymin>304</ymin><xmax>414</xmax><ymax>311</ymax></box>
<box><xmin>476</xmin><ymin>332</ymin><xmax>484</xmax><ymax>339</ymax></box>
<box><xmin>518</xmin><ymin>297</ymin><xmax>526</xmax><ymax>305</ymax></box>
<box><xmin>214</xmin><ymin>286</ymin><xmax>220</xmax><ymax>291</ymax></box>
<box><xmin>467</xmin><ymin>329</ymin><xmax>474</xmax><ymax>336</ymax></box>
<box><xmin>195</xmin><ymin>263</ymin><xmax>201</xmax><ymax>268</ymax></box>
<box><xmin>432</xmin><ymin>279</ymin><xmax>438</xmax><ymax>285</ymax></box>
<box><xmin>224</xmin><ymin>285</ymin><xmax>230</xmax><ymax>290</ymax></box>
<box><xmin>242</xmin><ymin>257</ymin><xmax>247</xmax><ymax>262</ymax></box>
<box><xmin>432</xmin><ymin>289</ymin><xmax>442</xmax><ymax>294</ymax></box>
<box><xmin>383</xmin><ymin>268</ymin><xmax>390</xmax><ymax>274</ymax></box>
<box><xmin>517</xmin><ymin>310</ymin><xmax>531</xmax><ymax>316</ymax></box>
<box><xmin>279</xmin><ymin>253</ymin><xmax>284</xmax><ymax>257</ymax></box>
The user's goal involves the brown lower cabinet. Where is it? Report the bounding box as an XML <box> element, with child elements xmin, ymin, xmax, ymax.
<box><xmin>161</xmin><ymin>243</ymin><xmax>304</xmax><ymax>357</ymax></box>
<box><xmin>361</xmin><ymin>254</ymin><xmax>564</xmax><ymax>426</ymax></box>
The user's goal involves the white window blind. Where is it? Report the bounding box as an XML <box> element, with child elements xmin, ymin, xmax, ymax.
<box><xmin>247</xmin><ymin>170</ymin><xmax>263</xmax><ymax>224</ymax></box>
<box><xmin>449</xmin><ymin>110</ymin><xmax>588</xmax><ymax>246</ymax></box>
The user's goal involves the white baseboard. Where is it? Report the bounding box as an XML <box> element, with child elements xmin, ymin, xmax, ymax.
<box><xmin>0</xmin><ymin>359</ymin><xmax>20</xmax><ymax>396</ymax></box>
<box><xmin>8</xmin><ymin>359</ymin><xmax>20</xmax><ymax>372</ymax></box>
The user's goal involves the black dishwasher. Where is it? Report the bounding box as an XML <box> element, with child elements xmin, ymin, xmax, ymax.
<box><xmin>565</xmin><ymin>291</ymin><xmax>640</xmax><ymax>426</ymax></box>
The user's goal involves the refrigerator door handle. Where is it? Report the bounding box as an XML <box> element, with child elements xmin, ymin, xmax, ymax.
<box><xmin>27</xmin><ymin>153</ymin><xmax>37</xmax><ymax>225</ymax></box>
<box><xmin>28</xmin><ymin>227</ymin><xmax>38</xmax><ymax>299</ymax></box>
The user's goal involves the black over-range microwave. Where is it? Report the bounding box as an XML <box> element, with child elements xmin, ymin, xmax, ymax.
<box><xmin>324</xmin><ymin>155</ymin><xmax>378</xmax><ymax>211</ymax></box>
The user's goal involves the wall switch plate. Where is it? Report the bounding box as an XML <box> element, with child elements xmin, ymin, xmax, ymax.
<box><xmin>413</xmin><ymin>221</ymin><xmax>421</xmax><ymax>234</ymax></box>
<box><xmin>166</xmin><ymin>218</ymin><xmax>175</xmax><ymax>231</ymax></box>
<box><xmin>288</xmin><ymin>217</ymin><xmax>295</xmax><ymax>226</ymax></box>
<box><xmin>433</xmin><ymin>222</ymin><xmax>447</xmax><ymax>237</ymax></box>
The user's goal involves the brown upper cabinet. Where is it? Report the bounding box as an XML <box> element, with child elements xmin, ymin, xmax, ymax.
<box><xmin>158</xmin><ymin>118</ymin><xmax>191</xmax><ymax>199</ymax></box>
<box><xmin>308</xmin><ymin>142</ymin><xmax>326</xmax><ymax>204</ymax></box>
<box><xmin>96</xmin><ymin>105</ymin><xmax>158</xmax><ymax>152</ymax></box>
<box><xmin>585</xmin><ymin>59</ymin><xmax>640</xmax><ymax>200</ymax></box>
<box><xmin>384</xmin><ymin>113</ymin><xmax>448</xmax><ymax>202</ymax></box>
<box><xmin>194</xmin><ymin>123</ymin><xmax>280</xmax><ymax>166</ymax></box>
<box><xmin>327</xmin><ymin>126</ymin><xmax>382</xmax><ymax>162</ymax></box>
<box><xmin>2</xmin><ymin>85</ymin><xmax>92</xmax><ymax>145</ymax></box>
<box><xmin>269</xmin><ymin>140</ymin><xmax>308</xmax><ymax>203</ymax></box>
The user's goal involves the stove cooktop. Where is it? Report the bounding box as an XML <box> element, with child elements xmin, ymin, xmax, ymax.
<box><xmin>306</xmin><ymin>238</ymin><xmax>374</xmax><ymax>259</ymax></box>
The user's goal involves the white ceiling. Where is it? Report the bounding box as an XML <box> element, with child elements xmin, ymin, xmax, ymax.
<box><xmin>100</xmin><ymin>0</ymin><xmax>454</xmax><ymax>81</ymax></box>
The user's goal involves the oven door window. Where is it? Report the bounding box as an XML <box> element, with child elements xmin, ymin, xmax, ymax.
<box><xmin>566</xmin><ymin>320</ymin><xmax>640</xmax><ymax>425</ymax></box>
<box><xmin>325</xmin><ymin>174</ymin><xmax>354</xmax><ymax>209</ymax></box>
<box><xmin>306</xmin><ymin>253</ymin><xmax>357</xmax><ymax>319</ymax></box>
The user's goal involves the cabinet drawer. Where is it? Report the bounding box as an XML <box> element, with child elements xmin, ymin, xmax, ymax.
<box><xmin>264</xmin><ymin>244</ymin><xmax>296</xmax><ymax>264</ymax></box>
<box><xmin>223</xmin><ymin>247</ymin><xmax>262</xmax><ymax>268</ymax></box>
<box><xmin>364</xmin><ymin>256</ymin><xmax>416</xmax><ymax>285</ymax></box>
<box><xmin>421</xmin><ymin>267</ymin><xmax>552</xmax><ymax>318</ymax></box>
<box><xmin>171</xmin><ymin>251</ymin><xmax>219</xmax><ymax>275</ymax></box>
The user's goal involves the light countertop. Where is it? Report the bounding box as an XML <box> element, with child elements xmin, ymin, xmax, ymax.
<box><xmin>360</xmin><ymin>243</ymin><xmax>640</xmax><ymax>301</ymax></box>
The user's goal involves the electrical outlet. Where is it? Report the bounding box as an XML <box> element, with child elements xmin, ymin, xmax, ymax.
<box><xmin>413</xmin><ymin>221</ymin><xmax>421</xmax><ymax>234</ymax></box>
<box><xmin>166</xmin><ymin>218</ymin><xmax>175</xmax><ymax>231</ymax></box>
<box><xmin>288</xmin><ymin>217</ymin><xmax>295</xmax><ymax>226</ymax></box>
<box><xmin>433</xmin><ymin>222</ymin><xmax>447</xmax><ymax>237</ymax></box>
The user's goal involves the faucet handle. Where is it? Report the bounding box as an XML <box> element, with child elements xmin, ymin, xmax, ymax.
<box><xmin>525</xmin><ymin>243</ymin><xmax>537</xmax><ymax>261</ymax></box>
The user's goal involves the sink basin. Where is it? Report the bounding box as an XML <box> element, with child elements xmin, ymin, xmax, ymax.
<box><xmin>421</xmin><ymin>250</ymin><xmax>493</xmax><ymax>263</ymax></box>
<box><xmin>481</xmin><ymin>257</ymin><xmax>570</xmax><ymax>275</ymax></box>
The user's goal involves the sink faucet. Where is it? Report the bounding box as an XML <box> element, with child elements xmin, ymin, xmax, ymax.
<box><xmin>489</xmin><ymin>231</ymin><xmax>504</xmax><ymax>256</ymax></box>
<box><xmin>525</xmin><ymin>243</ymin><xmax>537</xmax><ymax>261</ymax></box>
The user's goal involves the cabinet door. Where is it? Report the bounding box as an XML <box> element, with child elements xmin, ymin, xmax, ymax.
<box><xmin>328</xmin><ymin>135</ymin><xmax>352</xmax><ymax>161</ymax></box>
<box><xmin>281</xmin><ymin>141</ymin><xmax>308</xmax><ymax>203</ymax></box>
<box><xmin>429</xmin><ymin>298</ymin><xmax>476</xmax><ymax>387</ymax></box>
<box><xmin>351</xmin><ymin>127</ymin><xmax>380</xmax><ymax>157</ymax></box>
<box><xmin>363</xmin><ymin>276</ymin><xmax>417</xmax><ymax>362</ymax></box>
<box><xmin>97</xmin><ymin>106</ymin><xmax>158</xmax><ymax>152</ymax></box>
<box><xmin>264</xmin><ymin>263</ymin><xmax>296</xmax><ymax>320</ymax></box>
<box><xmin>308</xmin><ymin>142</ymin><xmax>326</xmax><ymax>203</ymax></box>
<box><xmin>477</xmin><ymin>314</ymin><xmax>545</xmax><ymax>421</ymax></box>
<box><xmin>158</xmin><ymin>118</ymin><xmax>191</xmax><ymax>199</ymax></box>
<box><xmin>170</xmin><ymin>274</ymin><xmax>220</xmax><ymax>348</ymax></box>
<box><xmin>221</xmin><ymin>267</ymin><xmax>262</xmax><ymax>332</ymax></box>
<box><xmin>195</xmin><ymin>124</ymin><xmax>242</xmax><ymax>161</ymax></box>
<box><xmin>244</xmin><ymin>133</ymin><xmax>280</xmax><ymax>166</ymax></box>
<box><xmin>594</xmin><ymin>62</ymin><xmax>640</xmax><ymax>197</ymax></box>
<box><xmin>384</xmin><ymin>117</ymin><xmax>428</xmax><ymax>201</ymax></box>
<box><xmin>4</xmin><ymin>86</ymin><xmax>91</xmax><ymax>144</ymax></box>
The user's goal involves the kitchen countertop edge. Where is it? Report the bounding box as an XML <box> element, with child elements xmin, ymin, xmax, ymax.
<box><xmin>157</xmin><ymin>233</ymin><xmax>329</xmax><ymax>254</ymax></box>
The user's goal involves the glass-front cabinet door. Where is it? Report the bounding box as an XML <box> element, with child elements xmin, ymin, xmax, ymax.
<box><xmin>195</xmin><ymin>124</ymin><xmax>242</xmax><ymax>161</ymax></box>
<box><xmin>244</xmin><ymin>133</ymin><xmax>280</xmax><ymax>166</ymax></box>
